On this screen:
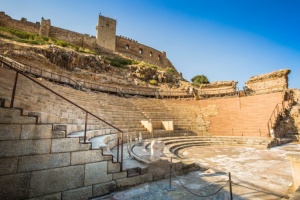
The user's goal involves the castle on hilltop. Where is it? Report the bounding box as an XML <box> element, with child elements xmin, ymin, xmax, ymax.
<box><xmin>0</xmin><ymin>12</ymin><xmax>173</xmax><ymax>69</ymax></box>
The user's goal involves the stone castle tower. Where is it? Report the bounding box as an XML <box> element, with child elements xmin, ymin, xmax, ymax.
<box><xmin>96</xmin><ymin>15</ymin><xmax>116</xmax><ymax>51</ymax></box>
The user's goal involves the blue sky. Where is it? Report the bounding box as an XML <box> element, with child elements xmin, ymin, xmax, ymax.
<box><xmin>1</xmin><ymin>0</ymin><xmax>299</xmax><ymax>89</ymax></box>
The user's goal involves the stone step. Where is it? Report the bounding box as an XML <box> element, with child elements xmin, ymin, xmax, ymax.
<box><xmin>0</xmin><ymin>107</ymin><xmax>37</xmax><ymax>124</ymax></box>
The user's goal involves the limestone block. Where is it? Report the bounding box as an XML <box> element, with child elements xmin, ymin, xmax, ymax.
<box><xmin>21</xmin><ymin>124</ymin><xmax>53</xmax><ymax>139</ymax></box>
<box><xmin>52</xmin><ymin>131</ymin><xmax>66</xmax><ymax>138</ymax></box>
<box><xmin>28</xmin><ymin>111</ymin><xmax>48</xmax><ymax>124</ymax></box>
<box><xmin>29</xmin><ymin>165</ymin><xmax>84</xmax><ymax>197</ymax></box>
<box><xmin>62</xmin><ymin>186</ymin><xmax>92</xmax><ymax>200</ymax></box>
<box><xmin>18</xmin><ymin>153</ymin><xmax>70</xmax><ymax>172</ymax></box>
<box><xmin>0</xmin><ymin>157</ymin><xmax>18</xmax><ymax>175</ymax></box>
<box><xmin>53</xmin><ymin>124</ymin><xmax>67</xmax><ymax>131</ymax></box>
<box><xmin>93</xmin><ymin>181</ymin><xmax>117</xmax><ymax>197</ymax></box>
<box><xmin>47</xmin><ymin>114</ymin><xmax>60</xmax><ymax>124</ymax></box>
<box><xmin>116</xmin><ymin>173</ymin><xmax>153</xmax><ymax>188</ymax></box>
<box><xmin>107</xmin><ymin>160</ymin><xmax>120</xmax><ymax>173</ymax></box>
<box><xmin>71</xmin><ymin>149</ymin><xmax>110</xmax><ymax>165</ymax></box>
<box><xmin>84</xmin><ymin>162</ymin><xmax>112</xmax><ymax>186</ymax></box>
<box><xmin>0</xmin><ymin>109</ymin><xmax>36</xmax><ymax>124</ymax></box>
<box><xmin>27</xmin><ymin>193</ymin><xmax>61</xmax><ymax>200</ymax></box>
<box><xmin>0</xmin><ymin>124</ymin><xmax>21</xmax><ymax>140</ymax></box>
<box><xmin>0</xmin><ymin>172</ymin><xmax>30</xmax><ymax>200</ymax></box>
<box><xmin>147</xmin><ymin>159</ymin><xmax>170</xmax><ymax>180</ymax></box>
<box><xmin>0</xmin><ymin>139</ymin><xmax>51</xmax><ymax>157</ymax></box>
<box><xmin>51</xmin><ymin>138</ymin><xmax>90</xmax><ymax>153</ymax></box>
<box><xmin>112</xmin><ymin>171</ymin><xmax>127</xmax><ymax>180</ymax></box>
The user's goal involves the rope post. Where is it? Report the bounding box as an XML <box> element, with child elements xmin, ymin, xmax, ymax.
<box><xmin>166</xmin><ymin>157</ymin><xmax>175</xmax><ymax>191</ymax></box>
<box><xmin>229</xmin><ymin>172</ymin><xmax>233</xmax><ymax>200</ymax></box>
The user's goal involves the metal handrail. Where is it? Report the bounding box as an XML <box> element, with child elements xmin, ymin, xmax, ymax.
<box><xmin>0</xmin><ymin>57</ymin><xmax>124</xmax><ymax>171</ymax></box>
<box><xmin>23</xmin><ymin>63</ymin><xmax>78</xmax><ymax>86</ymax></box>
<box><xmin>0</xmin><ymin>56</ymin><xmax>195</xmax><ymax>98</ymax></box>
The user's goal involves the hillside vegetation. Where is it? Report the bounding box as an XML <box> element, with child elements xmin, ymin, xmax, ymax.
<box><xmin>0</xmin><ymin>26</ymin><xmax>189</xmax><ymax>90</ymax></box>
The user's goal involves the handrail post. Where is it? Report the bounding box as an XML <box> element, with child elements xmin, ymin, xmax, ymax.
<box><xmin>117</xmin><ymin>136</ymin><xmax>120</xmax><ymax>163</ymax></box>
<box><xmin>121</xmin><ymin>131</ymin><xmax>123</xmax><ymax>171</ymax></box>
<box><xmin>84</xmin><ymin>112</ymin><xmax>88</xmax><ymax>143</ymax></box>
<box><xmin>10</xmin><ymin>71</ymin><xmax>19</xmax><ymax>108</ymax></box>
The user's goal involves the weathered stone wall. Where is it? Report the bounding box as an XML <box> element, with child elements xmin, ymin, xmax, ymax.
<box><xmin>245</xmin><ymin>69</ymin><xmax>290</xmax><ymax>93</ymax></box>
<box><xmin>0</xmin><ymin>11</ymin><xmax>40</xmax><ymax>34</ymax></box>
<box><xmin>116</xmin><ymin>36</ymin><xmax>174</xmax><ymax>69</ymax></box>
<box><xmin>198</xmin><ymin>81</ymin><xmax>238</xmax><ymax>95</ymax></box>
<box><xmin>83</xmin><ymin>34</ymin><xmax>96</xmax><ymax>50</ymax></box>
<box><xmin>39</xmin><ymin>17</ymin><xmax>96</xmax><ymax>50</ymax></box>
<box><xmin>49</xmin><ymin>26</ymin><xmax>84</xmax><ymax>46</ymax></box>
<box><xmin>39</xmin><ymin>17</ymin><xmax>50</xmax><ymax>36</ymax></box>
<box><xmin>96</xmin><ymin>15</ymin><xmax>116</xmax><ymax>51</ymax></box>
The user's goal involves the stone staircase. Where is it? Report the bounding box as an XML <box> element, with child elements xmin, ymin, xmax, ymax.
<box><xmin>0</xmin><ymin>65</ymin><xmax>156</xmax><ymax>199</ymax></box>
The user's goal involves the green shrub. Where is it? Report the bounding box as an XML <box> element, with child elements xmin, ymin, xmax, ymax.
<box><xmin>149</xmin><ymin>79</ymin><xmax>158</xmax><ymax>85</ymax></box>
<box><xmin>166</xmin><ymin>67</ymin><xmax>175</xmax><ymax>74</ymax></box>
<box><xmin>108</xmin><ymin>57</ymin><xmax>133</xmax><ymax>68</ymax></box>
<box><xmin>150</xmin><ymin>65</ymin><xmax>157</xmax><ymax>70</ymax></box>
<box><xmin>132</xmin><ymin>60</ymin><xmax>139</xmax><ymax>65</ymax></box>
<box><xmin>42</xmin><ymin>37</ymin><xmax>50</xmax><ymax>42</ymax></box>
<box><xmin>191</xmin><ymin>75</ymin><xmax>210</xmax><ymax>84</ymax></box>
<box><xmin>55</xmin><ymin>40</ymin><xmax>68</xmax><ymax>47</ymax></box>
<box><xmin>138</xmin><ymin>61</ymin><xmax>147</xmax><ymax>68</ymax></box>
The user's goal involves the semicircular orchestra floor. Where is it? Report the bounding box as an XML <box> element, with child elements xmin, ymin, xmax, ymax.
<box><xmin>98</xmin><ymin>142</ymin><xmax>300</xmax><ymax>200</ymax></box>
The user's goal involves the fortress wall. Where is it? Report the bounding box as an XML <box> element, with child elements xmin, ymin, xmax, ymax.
<box><xmin>0</xmin><ymin>12</ymin><xmax>39</xmax><ymax>34</ymax></box>
<box><xmin>116</xmin><ymin>36</ymin><xmax>172</xmax><ymax>69</ymax></box>
<box><xmin>48</xmin><ymin>26</ymin><xmax>96</xmax><ymax>50</ymax></box>
<box><xmin>49</xmin><ymin>26</ymin><xmax>84</xmax><ymax>47</ymax></box>
<box><xmin>83</xmin><ymin>34</ymin><xmax>96</xmax><ymax>50</ymax></box>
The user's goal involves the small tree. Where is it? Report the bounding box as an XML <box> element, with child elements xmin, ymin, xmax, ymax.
<box><xmin>191</xmin><ymin>75</ymin><xmax>210</xmax><ymax>84</ymax></box>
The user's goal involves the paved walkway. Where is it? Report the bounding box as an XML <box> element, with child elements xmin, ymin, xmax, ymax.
<box><xmin>95</xmin><ymin>142</ymin><xmax>300</xmax><ymax>200</ymax></box>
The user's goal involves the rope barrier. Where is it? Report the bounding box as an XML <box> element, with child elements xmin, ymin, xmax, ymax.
<box><xmin>171</xmin><ymin>168</ymin><xmax>229</xmax><ymax>197</ymax></box>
